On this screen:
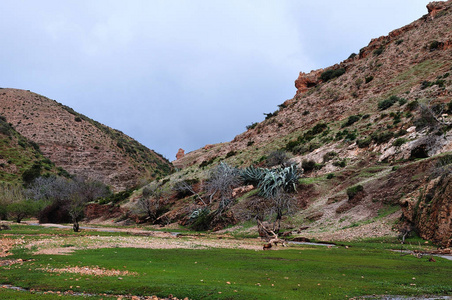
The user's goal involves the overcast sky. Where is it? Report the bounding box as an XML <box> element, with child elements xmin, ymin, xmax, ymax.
<box><xmin>0</xmin><ymin>1</ymin><xmax>432</xmax><ymax>160</ymax></box>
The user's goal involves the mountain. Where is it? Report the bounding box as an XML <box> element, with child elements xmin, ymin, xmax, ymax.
<box><xmin>154</xmin><ymin>1</ymin><xmax>451</xmax><ymax>245</ymax></box>
<box><xmin>0</xmin><ymin>89</ymin><xmax>173</xmax><ymax>190</ymax></box>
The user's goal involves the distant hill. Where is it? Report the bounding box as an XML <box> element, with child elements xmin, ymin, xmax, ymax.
<box><xmin>0</xmin><ymin>89</ymin><xmax>173</xmax><ymax>190</ymax></box>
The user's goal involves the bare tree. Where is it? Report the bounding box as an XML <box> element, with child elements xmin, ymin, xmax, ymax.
<box><xmin>246</xmin><ymin>190</ymin><xmax>297</xmax><ymax>236</ymax></box>
<box><xmin>205</xmin><ymin>162</ymin><xmax>241</xmax><ymax>213</ymax></box>
<box><xmin>173</xmin><ymin>179</ymin><xmax>206</xmax><ymax>205</ymax></box>
<box><xmin>134</xmin><ymin>183</ymin><xmax>169</xmax><ymax>222</ymax></box>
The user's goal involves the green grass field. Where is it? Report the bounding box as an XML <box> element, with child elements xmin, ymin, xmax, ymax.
<box><xmin>1</xmin><ymin>225</ymin><xmax>451</xmax><ymax>299</ymax></box>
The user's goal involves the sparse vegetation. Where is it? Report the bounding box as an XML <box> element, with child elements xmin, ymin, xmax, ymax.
<box><xmin>347</xmin><ymin>184</ymin><xmax>364</xmax><ymax>199</ymax></box>
<box><xmin>320</xmin><ymin>68</ymin><xmax>346</xmax><ymax>82</ymax></box>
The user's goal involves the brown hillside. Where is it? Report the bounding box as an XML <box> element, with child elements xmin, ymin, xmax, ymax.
<box><xmin>162</xmin><ymin>1</ymin><xmax>451</xmax><ymax>245</ymax></box>
<box><xmin>0</xmin><ymin>89</ymin><xmax>173</xmax><ymax>190</ymax></box>
<box><xmin>174</xmin><ymin>0</ymin><xmax>452</xmax><ymax>169</ymax></box>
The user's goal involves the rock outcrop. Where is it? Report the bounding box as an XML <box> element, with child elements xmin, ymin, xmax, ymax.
<box><xmin>176</xmin><ymin>148</ymin><xmax>185</xmax><ymax>160</ymax></box>
<box><xmin>401</xmin><ymin>170</ymin><xmax>452</xmax><ymax>247</ymax></box>
<box><xmin>294</xmin><ymin>69</ymin><xmax>323</xmax><ymax>96</ymax></box>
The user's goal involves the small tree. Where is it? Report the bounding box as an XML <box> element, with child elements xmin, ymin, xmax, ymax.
<box><xmin>134</xmin><ymin>183</ymin><xmax>168</xmax><ymax>223</ymax></box>
<box><xmin>7</xmin><ymin>199</ymin><xmax>39</xmax><ymax>223</ymax></box>
<box><xmin>205</xmin><ymin>162</ymin><xmax>241</xmax><ymax>213</ymax></box>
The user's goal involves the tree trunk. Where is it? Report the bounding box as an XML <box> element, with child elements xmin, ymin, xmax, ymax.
<box><xmin>73</xmin><ymin>219</ymin><xmax>80</xmax><ymax>232</ymax></box>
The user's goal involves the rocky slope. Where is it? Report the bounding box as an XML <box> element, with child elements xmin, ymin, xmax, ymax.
<box><xmin>175</xmin><ymin>0</ymin><xmax>452</xmax><ymax>169</ymax></box>
<box><xmin>161</xmin><ymin>1</ymin><xmax>451</xmax><ymax>246</ymax></box>
<box><xmin>0</xmin><ymin>89</ymin><xmax>173</xmax><ymax>190</ymax></box>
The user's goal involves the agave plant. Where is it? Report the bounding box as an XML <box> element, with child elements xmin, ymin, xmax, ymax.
<box><xmin>241</xmin><ymin>165</ymin><xmax>299</xmax><ymax>198</ymax></box>
<box><xmin>240</xmin><ymin>166</ymin><xmax>267</xmax><ymax>186</ymax></box>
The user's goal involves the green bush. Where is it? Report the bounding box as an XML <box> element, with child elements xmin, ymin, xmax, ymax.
<box><xmin>323</xmin><ymin>151</ymin><xmax>338</xmax><ymax>163</ymax></box>
<box><xmin>333</xmin><ymin>159</ymin><xmax>347</xmax><ymax>168</ymax></box>
<box><xmin>365</xmin><ymin>76</ymin><xmax>374</xmax><ymax>83</ymax></box>
<box><xmin>447</xmin><ymin>100</ymin><xmax>452</xmax><ymax>114</ymax></box>
<box><xmin>225</xmin><ymin>150</ymin><xmax>237</xmax><ymax>158</ymax></box>
<box><xmin>371</xmin><ymin>130</ymin><xmax>394</xmax><ymax>144</ymax></box>
<box><xmin>378</xmin><ymin>95</ymin><xmax>404</xmax><ymax>110</ymax></box>
<box><xmin>347</xmin><ymin>185</ymin><xmax>363</xmax><ymax>200</ymax></box>
<box><xmin>407</xmin><ymin>100</ymin><xmax>419</xmax><ymax>111</ymax></box>
<box><xmin>342</xmin><ymin>115</ymin><xmax>361</xmax><ymax>128</ymax></box>
<box><xmin>373</xmin><ymin>46</ymin><xmax>384</xmax><ymax>56</ymax></box>
<box><xmin>320</xmin><ymin>68</ymin><xmax>346</xmax><ymax>82</ymax></box>
<box><xmin>326</xmin><ymin>173</ymin><xmax>335</xmax><ymax>179</ymax></box>
<box><xmin>344</xmin><ymin>132</ymin><xmax>357</xmax><ymax>141</ymax></box>
<box><xmin>429</xmin><ymin>40</ymin><xmax>440</xmax><ymax>51</ymax></box>
<box><xmin>246</xmin><ymin>122</ymin><xmax>258</xmax><ymax>130</ymax></box>
<box><xmin>357</xmin><ymin>136</ymin><xmax>372</xmax><ymax>148</ymax></box>
<box><xmin>393</xmin><ymin>138</ymin><xmax>408</xmax><ymax>147</ymax></box>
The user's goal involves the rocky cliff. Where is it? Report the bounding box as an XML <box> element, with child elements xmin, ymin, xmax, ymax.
<box><xmin>0</xmin><ymin>89</ymin><xmax>173</xmax><ymax>190</ymax></box>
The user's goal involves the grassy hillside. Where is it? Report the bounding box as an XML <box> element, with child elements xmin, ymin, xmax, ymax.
<box><xmin>0</xmin><ymin>114</ymin><xmax>61</xmax><ymax>184</ymax></box>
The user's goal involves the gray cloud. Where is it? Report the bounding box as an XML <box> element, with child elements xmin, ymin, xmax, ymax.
<box><xmin>0</xmin><ymin>1</ymin><xmax>430</xmax><ymax>160</ymax></box>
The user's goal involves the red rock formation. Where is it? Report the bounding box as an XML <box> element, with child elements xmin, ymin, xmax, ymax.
<box><xmin>176</xmin><ymin>148</ymin><xmax>185</xmax><ymax>160</ymax></box>
<box><xmin>294</xmin><ymin>69</ymin><xmax>323</xmax><ymax>96</ymax></box>
<box><xmin>427</xmin><ymin>0</ymin><xmax>450</xmax><ymax>18</ymax></box>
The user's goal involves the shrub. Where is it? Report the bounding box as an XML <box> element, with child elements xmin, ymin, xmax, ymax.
<box><xmin>326</xmin><ymin>173</ymin><xmax>335</xmax><ymax>179</ymax></box>
<box><xmin>348</xmin><ymin>53</ymin><xmax>357</xmax><ymax>59</ymax></box>
<box><xmin>320</xmin><ymin>68</ymin><xmax>346</xmax><ymax>82</ymax></box>
<box><xmin>378</xmin><ymin>95</ymin><xmax>402</xmax><ymax>110</ymax></box>
<box><xmin>347</xmin><ymin>185</ymin><xmax>363</xmax><ymax>200</ymax></box>
<box><xmin>357</xmin><ymin>136</ymin><xmax>372</xmax><ymax>148</ymax></box>
<box><xmin>393</xmin><ymin>138</ymin><xmax>408</xmax><ymax>147</ymax></box>
<box><xmin>246</xmin><ymin>122</ymin><xmax>258</xmax><ymax>130</ymax></box>
<box><xmin>333</xmin><ymin>159</ymin><xmax>347</xmax><ymax>168</ymax></box>
<box><xmin>266</xmin><ymin>150</ymin><xmax>291</xmax><ymax>167</ymax></box>
<box><xmin>429</xmin><ymin>40</ymin><xmax>440</xmax><ymax>51</ymax></box>
<box><xmin>344</xmin><ymin>132</ymin><xmax>357</xmax><ymax>141</ymax></box>
<box><xmin>285</xmin><ymin>140</ymin><xmax>301</xmax><ymax>152</ymax></box>
<box><xmin>365</xmin><ymin>76</ymin><xmax>374</xmax><ymax>83</ymax></box>
<box><xmin>301</xmin><ymin>160</ymin><xmax>323</xmax><ymax>172</ymax></box>
<box><xmin>342</xmin><ymin>115</ymin><xmax>361</xmax><ymax>128</ymax></box>
<box><xmin>189</xmin><ymin>208</ymin><xmax>213</xmax><ymax>231</ymax></box>
<box><xmin>264</xmin><ymin>111</ymin><xmax>278</xmax><ymax>120</ymax></box>
<box><xmin>225</xmin><ymin>151</ymin><xmax>237</xmax><ymax>158</ymax></box>
<box><xmin>22</xmin><ymin>163</ymin><xmax>42</xmax><ymax>186</ymax></box>
<box><xmin>395</xmin><ymin>39</ymin><xmax>404</xmax><ymax>45</ymax></box>
<box><xmin>323</xmin><ymin>151</ymin><xmax>338</xmax><ymax>163</ymax></box>
<box><xmin>373</xmin><ymin>46</ymin><xmax>384</xmax><ymax>56</ymax></box>
<box><xmin>371</xmin><ymin>130</ymin><xmax>394</xmax><ymax>144</ymax></box>
<box><xmin>407</xmin><ymin>100</ymin><xmax>419</xmax><ymax>111</ymax></box>
<box><xmin>398</xmin><ymin>98</ymin><xmax>407</xmax><ymax>105</ymax></box>
<box><xmin>447</xmin><ymin>100</ymin><xmax>452</xmax><ymax>114</ymax></box>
